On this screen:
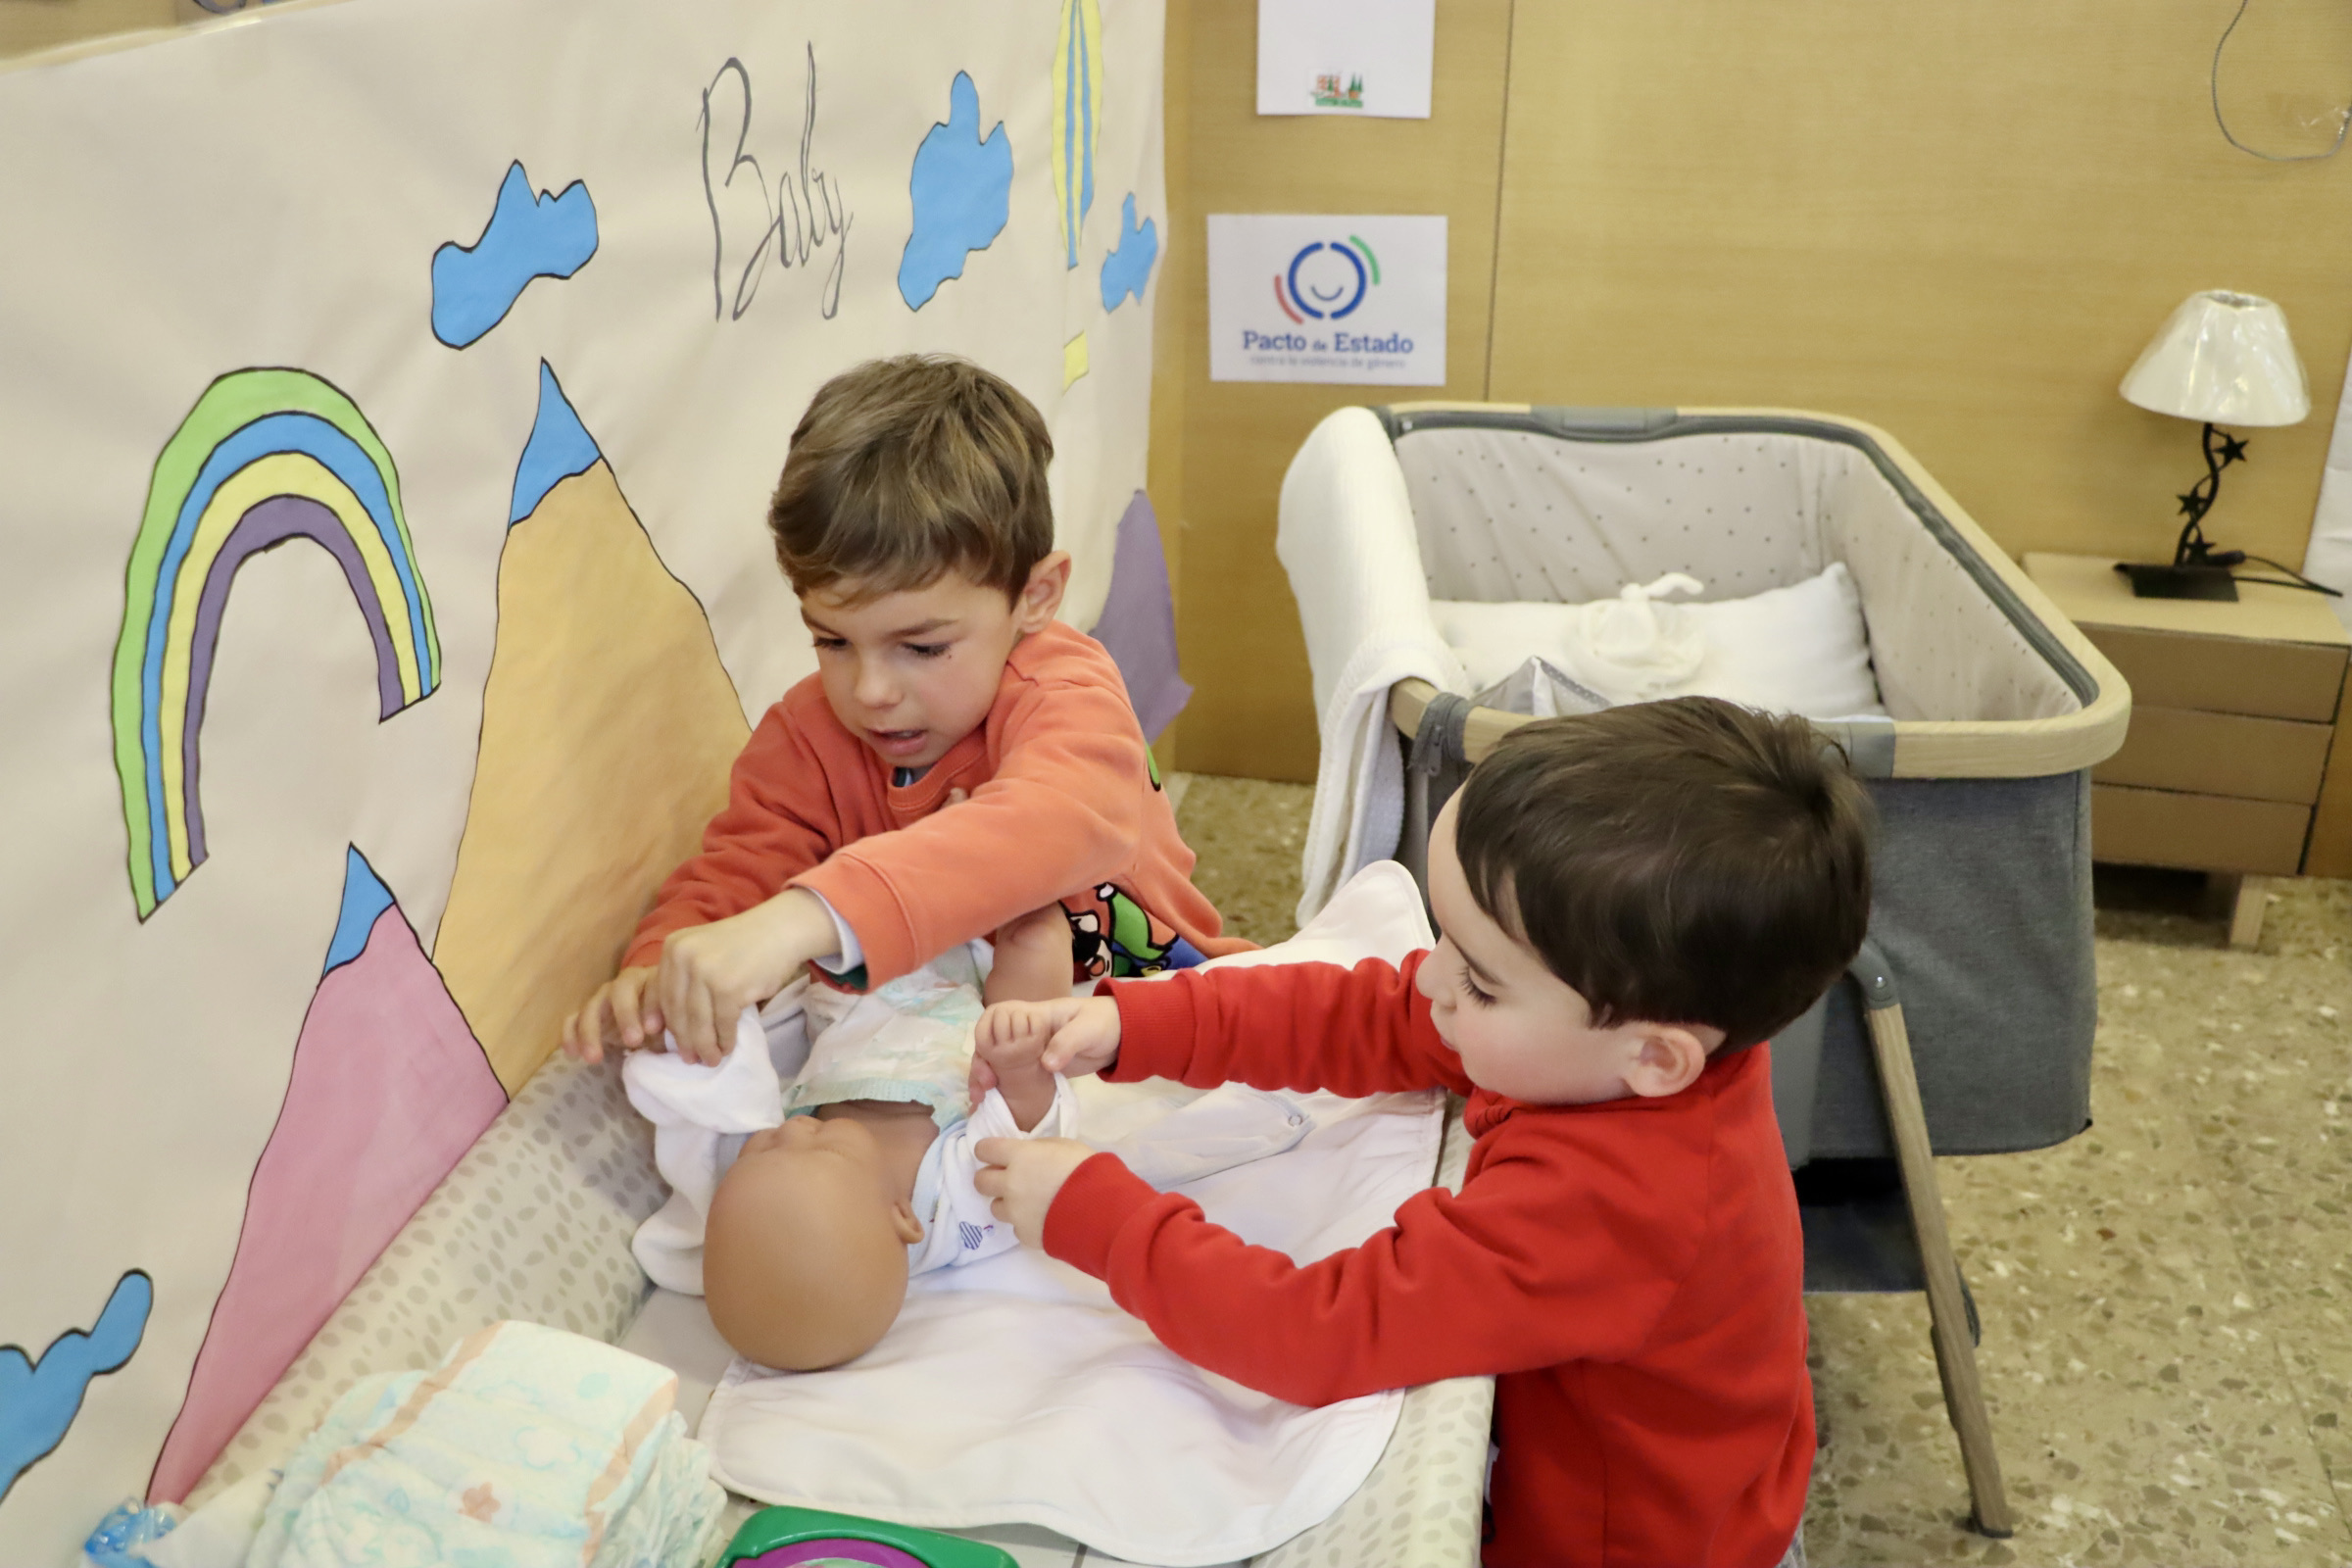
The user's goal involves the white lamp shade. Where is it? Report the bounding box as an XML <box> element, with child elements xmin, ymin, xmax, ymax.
<box><xmin>2121</xmin><ymin>290</ymin><xmax>2310</xmax><ymax>426</ymax></box>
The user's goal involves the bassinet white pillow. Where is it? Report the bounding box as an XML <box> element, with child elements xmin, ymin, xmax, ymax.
<box><xmin>1431</xmin><ymin>563</ymin><xmax>1888</xmax><ymax>720</ymax></box>
<box><xmin>1683</xmin><ymin>563</ymin><xmax>1887</xmax><ymax>719</ymax></box>
<box><xmin>1429</xmin><ymin>601</ymin><xmax>1589</xmax><ymax>692</ymax></box>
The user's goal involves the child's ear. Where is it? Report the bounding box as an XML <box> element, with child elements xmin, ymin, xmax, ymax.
<box><xmin>1621</xmin><ymin>1024</ymin><xmax>1712</xmax><ymax>1100</ymax></box>
<box><xmin>889</xmin><ymin>1200</ymin><xmax>925</xmax><ymax>1246</ymax></box>
<box><xmin>1015</xmin><ymin>551</ymin><xmax>1072</xmax><ymax>632</ymax></box>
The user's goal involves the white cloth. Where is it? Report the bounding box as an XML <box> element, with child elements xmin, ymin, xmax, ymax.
<box><xmin>1543</xmin><ymin>570</ymin><xmax>1707</xmax><ymax>699</ymax></box>
<box><xmin>1468</xmin><ymin>654</ymin><xmax>1608</xmax><ymax>719</ymax></box>
<box><xmin>621</xmin><ymin>956</ymin><xmax>1076</xmax><ymax>1292</ymax></box>
<box><xmin>906</xmin><ymin>1075</ymin><xmax>1078</xmax><ymax>1274</ymax></box>
<box><xmin>1431</xmin><ymin>562</ymin><xmax>1888</xmax><ymax>718</ymax></box>
<box><xmin>623</xmin><ymin>991</ymin><xmax>808</xmax><ymax>1297</ymax></box>
<box><xmin>1276</xmin><ymin>407</ymin><xmax>1466</xmax><ymax>924</ymax></box>
<box><xmin>694</xmin><ymin>862</ymin><xmax>1442</xmax><ymax>1568</ymax></box>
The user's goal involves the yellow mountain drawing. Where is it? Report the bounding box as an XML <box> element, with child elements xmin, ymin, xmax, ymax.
<box><xmin>436</xmin><ymin>387</ymin><xmax>749</xmax><ymax>1092</ymax></box>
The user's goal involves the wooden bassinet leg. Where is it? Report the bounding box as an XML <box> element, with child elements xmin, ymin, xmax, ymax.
<box><xmin>1848</xmin><ymin>948</ymin><xmax>2015</xmax><ymax>1540</ymax></box>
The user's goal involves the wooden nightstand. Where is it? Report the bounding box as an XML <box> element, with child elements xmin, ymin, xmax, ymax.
<box><xmin>2025</xmin><ymin>553</ymin><xmax>2350</xmax><ymax>947</ymax></box>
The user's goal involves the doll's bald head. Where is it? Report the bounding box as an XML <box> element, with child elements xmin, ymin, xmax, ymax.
<box><xmin>704</xmin><ymin>1115</ymin><xmax>925</xmax><ymax>1371</ymax></box>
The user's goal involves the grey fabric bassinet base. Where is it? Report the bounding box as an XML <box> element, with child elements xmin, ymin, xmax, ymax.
<box><xmin>1398</xmin><ymin>735</ymin><xmax>2095</xmax><ymax>1162</ymax></box>
<box><xmin>1810</xmin><ymin>771</ymin><xmax>2096</xmax><ymax>1159</ymax></box>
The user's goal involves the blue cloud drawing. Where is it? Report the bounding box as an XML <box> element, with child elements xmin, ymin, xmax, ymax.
<box><xmin>899</xmin><ymin>73</ymin><xmax>1013</xmax><ymax>311</ymax></box>
<box><xmin>510</xmin><ymin>362</ymin><xmax>604</xmax><ymax>526</ymax></box>
<box><xmin>431</xmin><ymin>163</ymin><xmax>599</xmax><ymax>349</ymax></box>
<box><xmin>1100</xmin><ymin>193</ymin><xmax>1158</xmax><ymax>311</ymax></box>
<box><xmin>1</xmin><ymin>1271</ymin><xmax>153</xmax><ymax>1504</ymax></box>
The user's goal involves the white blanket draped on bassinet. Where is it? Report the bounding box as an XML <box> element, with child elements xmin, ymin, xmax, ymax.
<box><xmin>1276</xmin><ymin>408</ymin><xmax>1467</xmax><ymax>925</ymax></box>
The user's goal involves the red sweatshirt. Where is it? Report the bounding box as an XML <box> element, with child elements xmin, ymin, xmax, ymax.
<box><xmin>1051</xmin><ymin>955</ymin><xmax>1812</xmax><ymax>1568</ymax></box>
<box><xmin>624</xmin><ymin>621</ymin><xmax>1246</xmax><ymax>986</ymax></box>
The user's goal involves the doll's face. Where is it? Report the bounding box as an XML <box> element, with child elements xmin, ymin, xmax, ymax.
<box><xmin>703</xmin><ymin>1116</ymin><xmax>927</xmax><ymax>1371</ymax></box>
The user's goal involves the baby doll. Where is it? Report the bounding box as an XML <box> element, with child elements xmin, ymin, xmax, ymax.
<box><xmin>701</xmin><ymin>942</ymin><xmax>1074</xmax><ymax>1371</ymax></box>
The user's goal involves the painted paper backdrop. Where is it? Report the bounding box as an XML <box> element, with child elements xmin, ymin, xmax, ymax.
<box><xmin>0</xmin><ymin>0</ymin><xmax>1163</xmax><ymax>1553</ymax></box>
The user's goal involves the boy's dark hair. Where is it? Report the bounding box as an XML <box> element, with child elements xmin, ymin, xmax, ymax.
<box><xmin>1451</xmin><ymin>698</ymin><xmax>1874</xmax><ymax>1051</ymax></box>
<box><xmin>768</xmin><ymin>356</ymin><xmax>1055</xmax><ymax>604</ymax></box>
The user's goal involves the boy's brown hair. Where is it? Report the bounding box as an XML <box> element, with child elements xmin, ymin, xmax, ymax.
<box><xmin>1452</xmin><ymin>698</ymin><xmax>1874</xmax><ymax>1050</ymax></box>
<box><xmin>769</xmin><ymin>356</ymin><xmax>1055</xmax><ymax>603</ymax></box>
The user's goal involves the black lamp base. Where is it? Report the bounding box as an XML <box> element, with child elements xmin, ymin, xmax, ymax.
<box><xmin>2128</xmin><ymin>421</ymin><xmax>2250</xmax><ymax>601</ymax></box>
<box><xmin>2116</xmin><ymin>562</ymin><xmax>2240</xmax><ymax>601</ymax></box>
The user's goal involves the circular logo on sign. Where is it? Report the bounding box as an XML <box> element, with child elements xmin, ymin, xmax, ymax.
<box><xmin>1278</xmin><ymin>240</ymin><xmax>1369</xmax><ymax>320</ymax></box>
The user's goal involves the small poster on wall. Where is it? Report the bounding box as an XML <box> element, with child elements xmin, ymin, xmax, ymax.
<box><xmin>1207</xmin><ymin>214</ymin><xmax>1446</xmax><ymax>385</ymax></box>
<box><xmin>1255</xmin><ymin>0</ymin><xmax>1435</xmax><ymax>119</ymax></box>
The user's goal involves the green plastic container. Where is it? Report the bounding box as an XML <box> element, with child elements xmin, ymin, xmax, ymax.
<box><xmin>716</xmin><ymin>1504</ymin><xmax>1021</xmax><ymax>1568</ymax></box>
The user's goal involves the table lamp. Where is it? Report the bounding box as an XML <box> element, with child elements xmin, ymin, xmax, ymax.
<box><xmin>2117</xmin><ymin>290</ymin><xmax>2310</xmax><ymax>600</ymax></box>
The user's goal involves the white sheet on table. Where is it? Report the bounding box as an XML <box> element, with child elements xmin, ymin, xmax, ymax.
<box><xmin>698</xmin><ymin>1080</ymin><xmax>1441</xmax><ymax>1567</ymax></box>
<box><xmin>692</xmin><ymin>861</ymin><xmax>1442</xmax><ymax>1568</ymax></box>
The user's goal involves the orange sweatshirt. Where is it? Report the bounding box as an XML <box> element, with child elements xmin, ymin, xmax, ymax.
<box><xmin>624</xmin><ymin>620</ymin><xmax>1246</xmax><ymax>986</ymax></box>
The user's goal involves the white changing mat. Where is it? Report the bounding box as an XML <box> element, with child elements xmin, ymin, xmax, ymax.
<box><xmin>694</xmin><ymin>861</ymin><xmax>1443</xmax><ymax>1567</ymax></box>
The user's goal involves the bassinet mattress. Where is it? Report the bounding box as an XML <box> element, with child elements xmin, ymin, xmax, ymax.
<box><xmin>188</xmin><ymin>1054</ymin><xmax>1494</xmax><ymax>1568</ymax></box>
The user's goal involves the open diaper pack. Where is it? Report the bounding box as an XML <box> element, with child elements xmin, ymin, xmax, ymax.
<box><xmin>88</xmin><ymin>1321</ymin><xmax>725</xmax><ymax>1568</ymax></box>
<box><xmin>619</xmin><ymin>861</ymin><xmax>1446</xmax><ymax>1567</ymax></box>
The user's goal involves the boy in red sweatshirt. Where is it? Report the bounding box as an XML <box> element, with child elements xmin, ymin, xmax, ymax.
<box><xmin>562</xmin><ymin>355</ymin><xmax>1243</xmax><ymax>1066</ymax></box>
<box><xmin>972</xmin><ymin>699</ymin><xmax>1873</xmax><ymax>1568</ymax></box>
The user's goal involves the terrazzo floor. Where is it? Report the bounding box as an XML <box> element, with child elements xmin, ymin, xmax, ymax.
<box><xmin>1171</xmin><ymin>773</ymin><xmax>2352</xmax><ymax>1568</ymax></box>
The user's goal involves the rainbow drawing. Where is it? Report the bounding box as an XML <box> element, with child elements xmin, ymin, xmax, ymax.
<box><xmin>1052</xmin><ymin>0</ymin><xmax>1103</xmax><ymax>270</ymax></box>
<box><xmin>111</xmin><ymin>368</ymin><xmax>440</xmax><ymax>919</ymax></box>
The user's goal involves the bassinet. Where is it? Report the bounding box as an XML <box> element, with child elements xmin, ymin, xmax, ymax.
<box><xmin>1279</xmin><ymin>401</ymin><xmax>2133</xmax><ymax>1537</ymax></box>
<box><xmin>1280</xmin><ymin>402</ymin><xmax>2131</xmax><ymax>1163</ymax></box>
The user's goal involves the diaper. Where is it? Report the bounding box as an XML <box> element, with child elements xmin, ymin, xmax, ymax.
<box><xmin>244</xmin><ymin>1320</ymin><xmax>723</xmax><ymax>1568</ymax></box>
<box><xmin>783</xmin><ymin>941</ymin><xmax>988</xmax><ymax>1128</ymax></box>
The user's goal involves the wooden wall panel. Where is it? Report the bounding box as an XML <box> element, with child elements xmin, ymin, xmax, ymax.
<box><xmin>0</xmin><ymin>0</ymin><xmax>202</xmax><ymax>63</ymax></box>
<box><xmin>1487</xmin><ymin>2</ymin><xmax>2352</xmax><ymax>574</ymax></box>
<box><xmin>1163</xmin><ymin>0</ymin><xmax>1513</xmax><ymax>781</ymax></box>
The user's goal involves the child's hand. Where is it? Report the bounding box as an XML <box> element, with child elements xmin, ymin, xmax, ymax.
<box><xmin>969</xmin><ymin>996</ymin><xmax>1122</xmax><ymax>1102</ymax></box>
<box><xmin>561</xmin><ymin>966</ymin><xmax>661</xmax><ymax>1065</ymax></box>
<box><xmin>656</xmin><ymin>889</ymin><xmax>837</xmax><ymax>1065</ymax></box>
<box><xmin>971</xmin><ymin>1137</ymin><xmax>1099</xmax><ymax>1249</ymax></box>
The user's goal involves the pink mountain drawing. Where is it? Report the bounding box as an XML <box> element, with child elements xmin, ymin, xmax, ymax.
<box><xmin>148</xmin><ymin>847</ymin><xmax>506</xmax><ymax>1500</ymax></box>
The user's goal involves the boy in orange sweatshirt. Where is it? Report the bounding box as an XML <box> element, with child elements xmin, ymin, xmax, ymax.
<box><xmin>973</xmin><ymin>700</ymin><xmax>1872</xmax><ymax>1568</ymax></box>
<box><xmin>562</xmin><ymin>355</ymin><xmax>1243</xmax><ymax>1067</ymax></box>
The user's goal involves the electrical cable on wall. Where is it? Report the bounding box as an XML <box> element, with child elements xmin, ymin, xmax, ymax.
<box><xmin>2212</xmin><ymin>0</ymin><xmax>2352</xmax><ymax>161</ymax></box>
